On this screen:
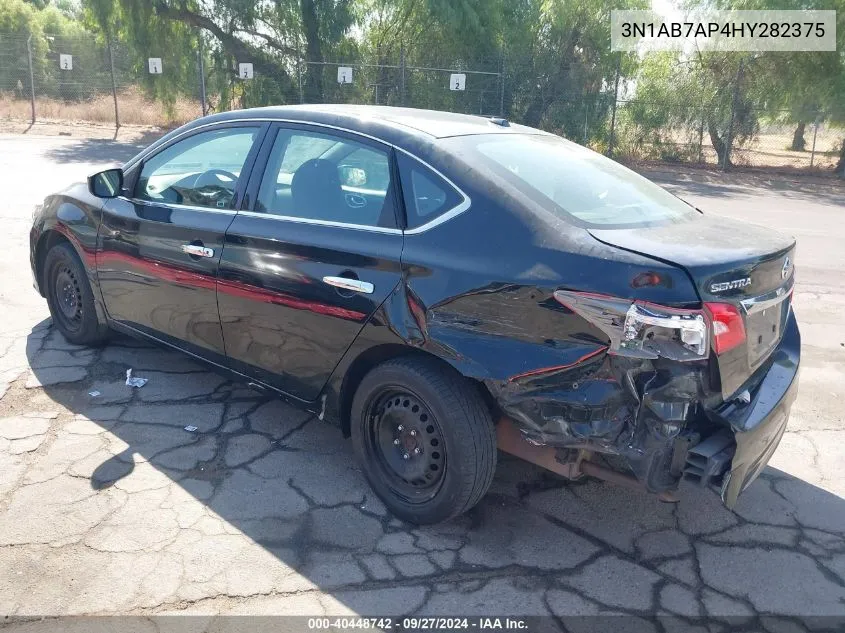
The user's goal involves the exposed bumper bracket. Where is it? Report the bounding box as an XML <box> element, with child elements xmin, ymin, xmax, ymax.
<box><xmin>496</xmin><ymin>417</ymin><xmax>680</xmax><ymax>502</ymax></box>
<box><xmin>495</xmin><ymin>417</ymin><xmax>581</xmax><ymax>479</ymax></box>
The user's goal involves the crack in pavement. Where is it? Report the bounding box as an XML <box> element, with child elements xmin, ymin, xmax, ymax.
<box><xmin>2</xmin><ymin>331</ymin><xmax>845</xmax><ymax>625</ymax></box>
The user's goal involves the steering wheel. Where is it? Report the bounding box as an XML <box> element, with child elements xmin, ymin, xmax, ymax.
<box><xmin>193</xmin><ymin>168</ymin><xmax>238</xmax><ymax>189</ymax></box>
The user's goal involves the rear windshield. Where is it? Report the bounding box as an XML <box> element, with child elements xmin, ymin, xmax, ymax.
<box><xmin>448</xmin><ymin>134</ymin><xmax>696</xmax><ymax>228</ymax></box>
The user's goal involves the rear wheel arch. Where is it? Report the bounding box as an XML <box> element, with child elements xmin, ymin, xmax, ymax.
<box><xmin>338</xmin><ymin>344</ymin><xmax>494</xmax><ymax>437</ymax></box>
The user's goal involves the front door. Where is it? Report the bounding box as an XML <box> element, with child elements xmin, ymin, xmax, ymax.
<box><xmin>218</xmin><ymin>124</ymin><xmax>404</xmax><ymax>400</ymax></box>
<box><xmin>97</xmin><ymin>123</ymin><xmax>266</xmax><ymax>358</ymax></box>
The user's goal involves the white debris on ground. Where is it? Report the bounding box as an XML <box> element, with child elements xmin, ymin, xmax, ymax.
<box><xmin>125</xmin><ymin>369</ymin><xmax>148</xmax><ymax>388</ymax></box>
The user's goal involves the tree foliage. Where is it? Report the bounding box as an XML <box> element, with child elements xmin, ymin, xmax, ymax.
<box><xmin>1</xmin><ymin>0</ymin><xmax>106</xmax><ymax>100</ymax></box>
<box><xmin>5</xmin><ymin>0</ymin><xmax>845</xmax><ymax>173</ymax></box>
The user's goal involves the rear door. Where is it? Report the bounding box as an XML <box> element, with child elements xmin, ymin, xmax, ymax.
<box><xmin>97</xmin><ymin>123</ymin><xmax>266</xmax><ymax>359</ymax></box>
<box><xmin>218</xmin><ymin>123</ymin><xmax>404</xmax><ymax>400</ymax></box>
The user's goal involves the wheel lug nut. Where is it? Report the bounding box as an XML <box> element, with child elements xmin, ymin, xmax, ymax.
<box><xmin>414</xmin><ymin>447</ymin><xmax>421</xmax><ymax>455</ymax></box>
<box><xmin>410</xmin><ymin>430</ymin><xmax>417</xmax><ymax>436</ymax></box>
<box><xmin>393</xmin><ymin>439</ymin><xmax>400</xmax><ymax>445</ymax></box>
<box><xmin>403</xmin><ymin>453</ymin><xmax>409</xmax><ymax>460</ymax></box>
<box><xmin>397</xmin><ymin>425</ymin><xmax>404</xmax><ymax>432</ymax></box>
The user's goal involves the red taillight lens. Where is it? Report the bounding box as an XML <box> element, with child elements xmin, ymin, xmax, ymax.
<box><xmin>704</xmin><ymin>302</ymin><xmax>746</xmax><ymax>354</ymax></box>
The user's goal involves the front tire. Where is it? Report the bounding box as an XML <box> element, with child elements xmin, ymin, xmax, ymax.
<box><xmin>350</xmin><ymin>356</ymin><xmax>497</xmax><ymax>524</ymax></box>
<box><xmin>43</xmin><ymin>242</ymin><xmax>109</xmax><ymax>346</ymax></box>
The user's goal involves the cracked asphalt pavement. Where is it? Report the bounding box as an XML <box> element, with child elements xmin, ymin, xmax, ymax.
<box><xmin>1</xmin><ymin>134</ymin><xmax>844</xmax><ymax>625</ymax></box>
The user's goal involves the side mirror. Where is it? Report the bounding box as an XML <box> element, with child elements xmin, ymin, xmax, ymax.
<box><xmin>88</xmin><ymin>168</ymin><xmax>123</xmax><ymax>199</ymax></box>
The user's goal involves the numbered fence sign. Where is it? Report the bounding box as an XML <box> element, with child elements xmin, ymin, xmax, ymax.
<box><xmin>148</xmin><ymin>58</ymin><xmax>162</xmax><ymax>74</ymax></box>
<box><xmin>59</xmin><ymin>54</ymin><xmax>72</xmax><ymax>70</ymax></box>
<box><xmin>239</xmin><ymin>63</ymin><xmax>254</xmax><ymax>79</ymax></box>
<box><xmin>337</xmin><ymin>66</ymin><xmax>353</xmax><ymax>84</ymax></box>
<box><xmin>450</xmin><ymin>73</ymin><xmax>466</xmax><ymax>91</ymax></box>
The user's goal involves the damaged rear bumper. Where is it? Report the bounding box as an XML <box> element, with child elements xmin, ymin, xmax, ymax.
<box><xmin>712</xmin><ymin>312</ymin><xmax>800</xmax><ymax>507</ymax></box>
<box><xmin>491</xmin><ymin>310</ymin><xmax>800</xmax><ymax>508</ymax></box>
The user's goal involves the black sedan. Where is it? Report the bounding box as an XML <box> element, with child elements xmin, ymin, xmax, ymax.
<box><xmin>30</xmin><ymin>105</ymin><xmax>799</xmax><ymax>524</ymax></box>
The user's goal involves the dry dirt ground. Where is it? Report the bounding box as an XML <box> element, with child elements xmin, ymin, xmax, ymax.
<box><xmin>0</xmin><ymin>133</ymin><xmax>844</xmax><ymax>629</ymax></box>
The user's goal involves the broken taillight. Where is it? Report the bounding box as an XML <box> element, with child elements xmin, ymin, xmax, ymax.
<box><xmin>704</xmin><ymin>302</ymin><xmax>746</xmax><ymax>354</ymax></box>
<box><xmin>554</xmin><ymin>290</ymin><xmax>709</xmax><ymax>362</ymax></box>
<box><xmin>553</xmin><ymin>291</ymin><xmax>750</xmax><ymax>361</ymax></box>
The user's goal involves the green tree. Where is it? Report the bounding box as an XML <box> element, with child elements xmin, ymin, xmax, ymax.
<box><xmin>711</xmin><ymin>0</ymin><xmax>845</xmax><ymax>170</ymax></box>
<box><xmin>83</xmin><ymin>0</ymin><xmax>355</xmax><ymax>105</ymax></box>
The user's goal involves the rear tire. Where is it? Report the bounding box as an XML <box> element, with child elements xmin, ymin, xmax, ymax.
<box><xmin>350</xmin><ymin>356</ymin><xmax>496</xmax><ymax>524</ymax></box>
<box><xmin>44</xmin><ymin>242</ymin><xmax>109</xmax><ymax>346</ymax></box>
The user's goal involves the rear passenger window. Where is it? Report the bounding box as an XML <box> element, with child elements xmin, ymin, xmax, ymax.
<box><xmin>397</xmin><ymin>153</ymin><xmax>464</xmax><ymax>229</ymax></box>
<box><xmin>255</xmin><ymin>129</ymin><xmax>397</xmax><ymax>229</ymax></box>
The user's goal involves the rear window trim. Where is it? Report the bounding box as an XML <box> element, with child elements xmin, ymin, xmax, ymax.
<box><xmin>398</xmin><ymin>151</ymin><xmax>471</xmax><ymax>235</ymax></box>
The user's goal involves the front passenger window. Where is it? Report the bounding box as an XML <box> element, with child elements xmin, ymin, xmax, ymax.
<box><xmin>137</xmin><ymin>127</ymin><xmax>260</xmax><ymax>210</ymax></box>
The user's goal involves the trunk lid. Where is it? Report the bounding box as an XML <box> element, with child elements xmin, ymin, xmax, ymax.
<box><xmin>589</xmin><ymin>213</ymin><xmax>796</xmax><ymax>399</ymax></box>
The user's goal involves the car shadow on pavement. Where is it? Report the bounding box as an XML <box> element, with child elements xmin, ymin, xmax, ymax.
<box><xmin>18</xmin><ymin>321</ymin><xmax>845</xmax><ymax>621</ymax></box>
<box><xmin>44</xmin><ymin>137</ymin><xmax>161</xmax><ymax>165</ymax></box>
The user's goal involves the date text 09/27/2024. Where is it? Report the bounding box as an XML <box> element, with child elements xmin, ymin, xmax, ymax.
<box><xmin>307</xmin><ymin>617</ymin><xmax>530</xmax><ymax>631</ymax></box>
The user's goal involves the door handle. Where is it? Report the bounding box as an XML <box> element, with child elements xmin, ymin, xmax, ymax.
<box><xmin>322</xmin><ymin>276</ymin><xmax>374</xmax><ymax>294</ymax></box>
<box><xmin>181</xmin><ymin>244</ymin><xmax>215</xmax><ymax>258</ymax></box>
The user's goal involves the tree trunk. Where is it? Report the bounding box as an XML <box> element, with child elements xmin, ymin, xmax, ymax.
<box><xmin>836</xmin><ymin>139</ymin><xmax>845</xmax><ymax>177</ymax></box>
<box><xmin>521</xmin><ymin>26</ymin><xmax>581</xmax><ymax>128</ymax></box>
<box><xmin>790</xmin><ymin>122</ymin><xmax>806</xmax><ymax>152</ymax></box>
<box><xmin>376</xmin><ymin>45</ymin><xmax>390</xmax><ymax>105</ymax></box>
<box><xmin>708</xmin><ymin>121</ymin><xmax>729</xmax><ymax>167</ymax></box>
<box><xmin>300</xmin><ymin>0</ymin><xmax>323</xmax><ymax>104</ymax></box>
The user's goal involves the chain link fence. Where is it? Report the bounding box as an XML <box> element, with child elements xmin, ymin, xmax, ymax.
<box><xmin>2</xmin><ymin>30</ymin><xmax>844</xmax><ymax>175</ymax></box>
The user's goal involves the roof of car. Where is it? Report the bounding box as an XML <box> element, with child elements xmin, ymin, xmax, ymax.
<box><xmin>126</xmin><ymin>104</ymin><xmax>551</xmax><ymax>173</ymax></box>
<box><xmin>198</xmin><ymin>104</ymin><xmax>543</xmax><ymax>142</ymax></box>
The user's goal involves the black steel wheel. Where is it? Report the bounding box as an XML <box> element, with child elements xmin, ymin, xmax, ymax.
<box><xmin>365</xmin><ymin>388</ymin><xmax>447</xmax><ymax>503</ymax></box>
<box><xmin>44</xmin><ymin>242</ymin><xmax>109</xmax><ymax>346</ymax></box>
<box><xmin>52</xmin><ymin>263</ymin><xmax>84</xmax><ymax>333</ymax></box>
<box><xmin>351</xmin><ymin>356</ymin><xmax>496</xmax><ymax>524</ymax></box>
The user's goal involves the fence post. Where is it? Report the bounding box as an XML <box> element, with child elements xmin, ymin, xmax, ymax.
<box><xmin>809</xmin><ymin>116</ymin><xmax>819</xmax><ymax>169</ymax></box>
<box><xmin>26</xmin><ymin>34</ymin><xmax>36</xmax><ymax>125</ymax></box>
<box><xmin>581</xmin><ymin>105</ymin><xmax>590</xmax><ymax>147</ymax></box>
<box><xmin>298</xmin><ymin>57</ymin><xmax>304</xmax><ymax>104</ymax></box>
<box><xmin>607</xmin><ymin>54</ymin><xmax>621</xmax><ymax>157</ymax></box>
<box><xmin>723</xmin><ymin>60</ymin><xmax>743</xmax><ymax>171</ymax></box>
<box><xmin>108</xmin><ymin>38</ymin><xmax>120</xmax><ymax>128</ymax></box>
<box><xmin>197</xmin><ymin>37</ymin><xmax>207</xmax><ymax>116</ymax></box>
<box><xmin>499</xmin><ymin>51</ymin><xmax>505</xmax><ymax>117</ymax></box>
<box><xmin>400</xmin><ymin>45</ymin><xmax>406</xmax><ymax>106</ymax></box>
